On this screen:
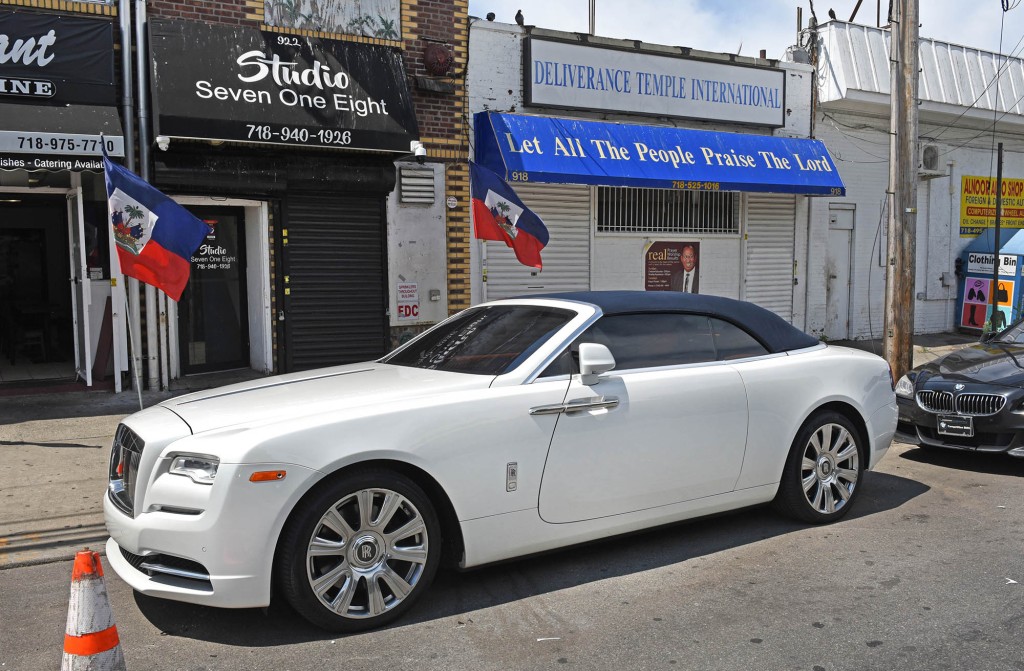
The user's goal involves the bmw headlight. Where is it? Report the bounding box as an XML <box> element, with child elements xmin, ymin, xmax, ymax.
<box><xmin>169</xmin><ymin>454</ymin><xmax>219</xmax><ymax>484</ymax></box>
<box><xmin>894</xmin><ymin>374</ymin><xmax>916</xmax><ymax>398</ymax></box>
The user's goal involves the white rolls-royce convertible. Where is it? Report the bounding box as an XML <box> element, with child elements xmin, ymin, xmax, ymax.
<box><xmin>104</xmin><ymin>291</ymin><xmax>897</xmax><ymax>631</ymax></box>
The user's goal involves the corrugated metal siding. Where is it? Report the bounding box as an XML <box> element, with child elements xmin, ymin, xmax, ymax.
<box><xmin>744</xmin><ymin>194</ymin><xmax>796</xmax><ymax>322</ymax></box>
<box><xmin>484</xmin><ymin>183</ymin><xmax>591</xmax><ymax>300</ymax></box>
<box><xmin>282</xmin><ymin>194</ymin><xmax>388</xmax><ymax>371</ymax></box>
<box><xmin>816</xmin><ymin>21</ymin><xmax>1024</xmax><ymax>118</ymax></box>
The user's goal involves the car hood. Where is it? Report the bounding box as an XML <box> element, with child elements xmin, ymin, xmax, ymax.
<box><xmin>160</xmin><ymin>363</ymin><xmax>492</xmax><ymax>434</ymax></box>
<box><xmin>915</xmin><ymin>342</ymin><xmax>1024</xmax><ymax>387</ymax></box>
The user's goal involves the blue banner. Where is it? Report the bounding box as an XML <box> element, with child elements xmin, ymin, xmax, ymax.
<box><xmin>475</xmin><ymin>112</ymin><xmax>845</xmax><ymax>196</ymax></box>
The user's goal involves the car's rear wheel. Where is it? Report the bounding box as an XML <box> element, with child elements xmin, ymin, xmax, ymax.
<box><xmin>277</xmin><ymin>469</ymin><xmax>441</xmax><ymax>632</ymax></box>
<box><xmin>773</xmin><ymin>411</ymin><xmax>864</xmax><ymax>523</ymax></box>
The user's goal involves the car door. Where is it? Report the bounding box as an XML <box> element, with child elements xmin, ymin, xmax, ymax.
<box><xmin>537</xmin><ymin>313</ymin><xmax>751</xmax><ymax>524</ymax></box>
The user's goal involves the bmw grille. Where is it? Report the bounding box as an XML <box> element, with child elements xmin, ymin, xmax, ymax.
<box><xmin>916</xmin><ymin>390</ymin><xmax>1006</xmax><ymax>416</ymax></box>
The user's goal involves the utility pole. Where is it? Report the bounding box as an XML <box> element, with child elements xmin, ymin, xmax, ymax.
<box><xmin>883</xmin><ymin>0</ymin><xmax>920</xmax><ymax>380</ymax></box>
<box><xmin>990</xmin><ymin>143</ymin><xmax>1004</xmax><ymax>330</ymax></box>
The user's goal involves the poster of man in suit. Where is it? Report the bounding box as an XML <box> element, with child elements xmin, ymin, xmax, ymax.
<box><xmin>644</xmin><ymin>241</ymin><xmax>700</xmax><ymax>293</ymax></box>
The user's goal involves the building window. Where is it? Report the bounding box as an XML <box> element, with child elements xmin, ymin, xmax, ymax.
<box><xmin>264</xmin><ymin>0</ymin><xmax>400</xmax><ymax>39</ymax></box>
<box><xmin>596</xmin><ymin>187</ymin><xmax>739</xmax><ymax>235</ymax></box>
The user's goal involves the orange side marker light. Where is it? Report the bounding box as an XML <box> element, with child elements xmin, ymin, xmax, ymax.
<box><xmin>250</xmin><ymin>470</ymin><xmax>286</xmax><ymax>482</ymax></box>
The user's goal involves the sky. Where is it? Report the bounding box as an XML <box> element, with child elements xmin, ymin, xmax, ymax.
<box><xmin>466</xmin><ymin>0</ymin><xmax>1024</xmax><ymax>61</ymax></box>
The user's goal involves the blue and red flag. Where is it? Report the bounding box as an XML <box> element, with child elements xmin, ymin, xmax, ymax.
<box><xmin>470</xmin><ymin>161</ymin><xmax>549</xmax><ymax>269</ymax></box>
<box><xmin>102</xmin><ymin>150</ymin><xmax>212</xmax><ymax>301</ymax></box>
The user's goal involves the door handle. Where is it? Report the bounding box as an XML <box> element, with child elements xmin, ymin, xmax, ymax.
<box><xmin>529</xmin><ymin>396</ymin><xmax>620</xmax><ymax>416</ymax></box>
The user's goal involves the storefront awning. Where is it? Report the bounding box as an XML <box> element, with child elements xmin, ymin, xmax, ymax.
<box><xmin>0</xmin><ymin>103</ymin><xmax>125</xmax><ymax>172</ymax></box>
<box><xmin>475</xmin><ymin>112</ymin><xmax>845</xmax><ymax>196</ymax></box>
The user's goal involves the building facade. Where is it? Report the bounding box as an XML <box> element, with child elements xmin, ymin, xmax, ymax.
<box><xmin>800</xmin><ymin>20</ymin><xmax>1024</xmax><ymax>340</ymax></box>
<box><xmin>0</xmin><ymin>0</ymin><xmax>471</xmax><ymax>393</ymax></box>
<box><xmin>467</xmin><ymin>20</ymin><xmax>841</xmax><ymax>328</ymax></box>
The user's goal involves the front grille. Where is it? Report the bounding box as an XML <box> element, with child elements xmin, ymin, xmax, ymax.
<box><xmin>916</xmin><ymin>390</ymin><xmax>1006</xmax><ymax>416</ymax></box>
<box><xmin>955</xmin><ymin>393</ymin><xmax>1005</xmax><ymax>416</ymax></box>
<box><xmin>917</xmin><ymin>390</ymin><xmax>954</xmax><ymax>413</ymax></box>
<box><xmin>119</xmin><ymin>547</ymin><xmax>212</xmax><ymax>587</ymax></box>
<box><xmin>108</xmin><ymin>424</ymin><xmax>144</xmax><ymax>517</ymax></box>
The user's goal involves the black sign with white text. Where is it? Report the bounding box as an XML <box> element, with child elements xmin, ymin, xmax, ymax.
<box><xmin>0</xmin><ymin>11</ymin><xmax>116</xmax><ymax>106</ymax></box>
<box><xmin>149</xmin><ymin>19</ymin><xmax>419</xmax><ymax>152</ymax></box>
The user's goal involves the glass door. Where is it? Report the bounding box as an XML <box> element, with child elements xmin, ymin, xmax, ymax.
<box><xmin>177</xmin><ymin>206</ymin><xmax>249</xmax><ymax>374</ymax></box>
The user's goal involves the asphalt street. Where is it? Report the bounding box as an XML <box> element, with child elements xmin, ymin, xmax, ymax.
<box><xmin>2</xmin><ymin>441</ymin><xmax>1023</xmax><ymax>671</ymax></box>
<box><xmin>2</xmin><ymin>336</ymin><xmax>1022</xmax><ymax>670</ymax></box>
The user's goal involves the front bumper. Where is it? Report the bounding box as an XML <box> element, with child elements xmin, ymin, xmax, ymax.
<box><xmin>103</xmin><ymin>461</ymin><xmax>319</xmax><ymax>608</ymax></box>
<box><xmin>896</xmin><ymin>395</ymin><xmax>1024</xmax><ymax>456</ymax></box>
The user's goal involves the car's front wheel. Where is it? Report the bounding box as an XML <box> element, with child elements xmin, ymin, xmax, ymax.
<box><xmin>773</xmin><ymin>411</ymin><xmax>864</xmax><ymax>523</ymax></box>
<box><xmin>277</xmin><ymin>469</ymin><xmax>441</xmax><ymax>632</ymax></box>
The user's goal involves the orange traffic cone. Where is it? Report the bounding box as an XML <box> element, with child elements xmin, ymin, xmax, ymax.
<box><xmin>60</xmin><ymin>550</ymin><xmax>126</xmax><ymax>671</ymax></box>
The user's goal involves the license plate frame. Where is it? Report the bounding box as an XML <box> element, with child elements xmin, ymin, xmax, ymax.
<box><xmin>937</xmin><ymin>414</ymin><xmax>974</xmax><ymax>437</ymax></box>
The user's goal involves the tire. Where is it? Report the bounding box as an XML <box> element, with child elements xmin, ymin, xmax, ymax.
<box><xmin>277</xmin><ymin>468</ymin><xmax>441</xmax><ymax>632</ymax></box>
<box><xmin>773</xmin><ymin>411</ymin><xmax>865</xmax><ymax>524</ymax></box>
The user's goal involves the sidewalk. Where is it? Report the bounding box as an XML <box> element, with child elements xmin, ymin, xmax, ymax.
<box><xmin>831</xmin><ymin>331</ymin><xmax>978</xmax><ymax>368</ymax></box>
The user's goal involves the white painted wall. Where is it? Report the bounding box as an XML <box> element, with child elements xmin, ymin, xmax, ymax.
<box><xmin>809</xmin><ymin>108</ymin><xmax>1024</xmax><ymax>338</ymax></box>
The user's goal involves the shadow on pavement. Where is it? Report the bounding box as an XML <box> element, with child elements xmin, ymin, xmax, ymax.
<box><xmin>899</xmin><ymin>445</ymin><xmax>1024</xmax><ymax>477</ymax></box>
<box><xmin>131</xmin><ymin>470</ymin><xmax>929</xmax><ymax>645</ymax></box>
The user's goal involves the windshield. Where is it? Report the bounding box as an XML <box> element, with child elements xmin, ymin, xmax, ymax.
<box><xmin>382</xmin><ymin>305</ymin><xmax>575</xmax><ymax>375</ymax></box>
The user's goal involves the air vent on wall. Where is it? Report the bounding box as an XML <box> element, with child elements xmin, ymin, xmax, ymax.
<box><xmin>400</xmin><ymin>167</ymin><xmax>435</xmax><ymax>204</ymax></box>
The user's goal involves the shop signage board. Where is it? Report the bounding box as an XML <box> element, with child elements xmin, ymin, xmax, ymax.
<box><xmin>149</xmin><ymin>19</ymin><xmax>419</xmax><ymax>152</ymax></box>
<box><xmin>0</xmin><ymin>11</ymin><xmax>123</xmax><ymax>163</ymax></box>
<box><xmin>960</xmin><ymin>175</ymin><xmax>1024</xmax><ymax>237</ymax></box>
<box><xmin>0</xmin><ymin>10</ymin><xmax>116</xmax><ymax>106</ymax></box>
<box><xmin>475</xmin><ymin>112</ymin><xmax>844</xmax><ymax>195</ymax></box>
<box><xmin>525</xmin><ymin>37</ymin><xmax>785</xmax><ymax>127</ymax></box>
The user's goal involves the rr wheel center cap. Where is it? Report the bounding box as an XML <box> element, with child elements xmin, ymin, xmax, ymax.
<box><xmin>349</xmin><ymin>534</ymin><xmax>384</xmax><ymax>568</ymax></box>
<box><xmin>817</xmin><ymin>455</ymin><xmax>837</xmax><ymax>480</ymax></box>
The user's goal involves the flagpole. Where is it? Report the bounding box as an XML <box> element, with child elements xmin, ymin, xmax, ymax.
<box><xmin>123</xmin><ymin>293</ymin><xmax>144</xmax><ymax>411</ymax></box>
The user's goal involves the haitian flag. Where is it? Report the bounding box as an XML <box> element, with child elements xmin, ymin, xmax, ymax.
<box><xmin>102</xmin><ymin>150</ymin><xmax>212</xmax><ymax>301</ymax></box>
<box><xmin>470</xmin><ymin>161</ymin><xmax>549</xmax><ymax>269</ymax></box>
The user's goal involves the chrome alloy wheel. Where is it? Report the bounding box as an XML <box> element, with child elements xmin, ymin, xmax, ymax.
<box><xmin>799</xmin><ymin>422</ymin><xmax>860</xmax><ymax>515</ymax></box>
<box><xmin>305</xmin><ymin>487</ymin><xmax>429</xmax><ymax>619</ymax></box>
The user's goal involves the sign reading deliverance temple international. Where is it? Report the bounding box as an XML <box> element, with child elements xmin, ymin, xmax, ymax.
<box><xmin>525</xmin><ymin>37</ymin><xmax>786</xmax><ymax>127</ymax></box>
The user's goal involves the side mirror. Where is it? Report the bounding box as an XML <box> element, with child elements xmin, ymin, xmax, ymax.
<box><xmin>578</xmin><ymin>342</ymin><xmax>616</xmax><ymax>385</ymax></box>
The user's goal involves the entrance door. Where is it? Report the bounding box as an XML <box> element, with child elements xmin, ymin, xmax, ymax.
<box><xmin>67</xmin><ymin>188</ymin><xmax>92</xmax><ymax>386</ymax></box>
<box><xmin>177</xmin><ymin>206</ymin><xmax>249</xmax><ymax>374</ymax></box>
<box><xmin>825</xmin><ymin>207</ymin><xmax>854</xmax><ymax>340</ymax></box>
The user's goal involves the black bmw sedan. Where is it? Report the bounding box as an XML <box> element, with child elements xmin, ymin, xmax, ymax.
<box><xmin>895</xmin><ymin>322</ymin><xmax>1024</xmax><ymax>457</ymax></box>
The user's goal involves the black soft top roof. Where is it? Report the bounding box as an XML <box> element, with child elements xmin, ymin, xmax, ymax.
<box><xmin>526</xmin><ymin>290</ymin><xmax>821</xmax><ymax>354</ymax></box>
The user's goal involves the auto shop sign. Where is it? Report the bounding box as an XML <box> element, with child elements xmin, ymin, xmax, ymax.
<box><xmin>148</xmin><ymin>18</ymin><xmax>418</xmax><ymax>152</ymax></box>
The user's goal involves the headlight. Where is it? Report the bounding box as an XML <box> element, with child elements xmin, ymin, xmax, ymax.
<box><xmin>894</xmin><ymin>374</ymin><xmax>915</xmax><ymax>398</ymax></box>
<box><xmin>169</xmin><ymin>454</ymin><xmax>219</xmax><ymax>484</ymax></box>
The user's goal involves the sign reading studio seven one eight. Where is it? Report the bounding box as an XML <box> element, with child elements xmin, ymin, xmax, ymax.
<box><xmin>148</xmin><ymin>18</ymin><xmax>417</xmax><ymax>152</ymax></box>
<box><xmin>526</xmin><ymin>38</ymin><xmax>785</xmax><ymax>127</ymax></box>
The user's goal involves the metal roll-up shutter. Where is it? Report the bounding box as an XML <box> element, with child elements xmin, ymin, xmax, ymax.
<box><xmin>282</xmin><ymin>194</ymin><xmax>388</xmax><ymax>371</ymax></box>
<box><xmin>743</xmin><ymin>194</ymin><xmax>797</xmax><ymax>322</ymax></box>
<box><xmin>484</xmin><ymin>183</ymin><xmax>591</xmax><ymax>300</ymax></box>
